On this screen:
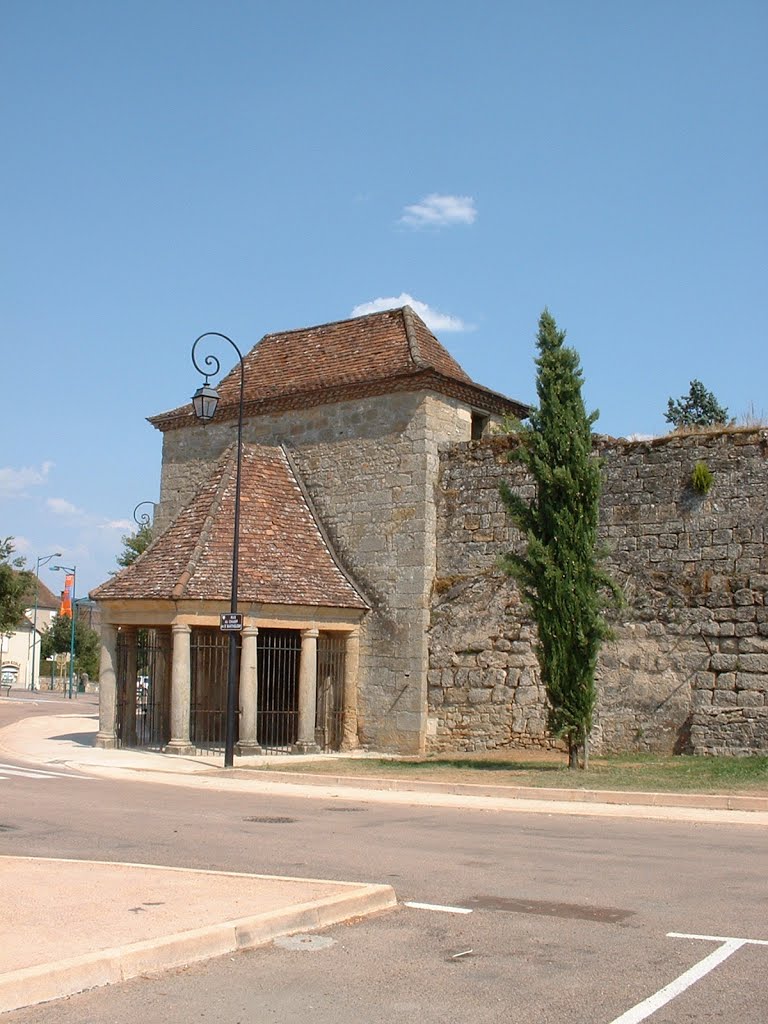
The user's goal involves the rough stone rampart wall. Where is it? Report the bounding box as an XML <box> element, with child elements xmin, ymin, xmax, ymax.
<box><xmin>429</xmin><ymin>429</ymin><xmax>768</xmax><ymax>755</ymax></box>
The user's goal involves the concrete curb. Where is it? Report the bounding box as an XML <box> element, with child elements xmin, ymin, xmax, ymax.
<box><xmin>0</xmin><ymin>860</ymin><xmax>396</xmax><ymax>1015</ymax></box>
<box><xmin>227</xmin><ymin>768</ymin><xmax>768</xmax><ymax>813</ymax></box>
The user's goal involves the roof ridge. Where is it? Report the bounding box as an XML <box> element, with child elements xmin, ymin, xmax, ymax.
<box><xmin>258</xmin><ymin>305</ymin><xmax>406</xmax><ymax>342</ymax></box>
<box><xmin>280</xmin><ymin>443</ymin><xmax>370</xmax><ymax>609</ymax></box>
<box><xmin>171</xmin><ymin>447</ymin><xmax>235</xmax><ymax>600</ymax></box>
<box><xmin>401</xmin><ymin>305</ymin><xmax>428</xmax><ymax>368</ymax></box>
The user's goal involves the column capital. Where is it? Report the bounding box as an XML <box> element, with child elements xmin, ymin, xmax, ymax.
<box><xmin>301</xmin><ymin>628</ymin><xmax>320</xmax><ymax>639</ymax></box>
<box><xmin>242</xmin><ymin>625</ymin><xmax>259</xmax><ymax>638</ymax></box>
<box><xmin>171</xmin><ymin>622</ymin><xmax>191</xmax><ymax>635</ymax></box>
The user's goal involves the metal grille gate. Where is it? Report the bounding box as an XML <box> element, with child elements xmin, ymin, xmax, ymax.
<box><xmin>115</xmin><ymin>625</ymin><xmax>348</xmax><ymax>757</ymax></box>
<box><xmin>116</xmin><ymin>628</ymin><xmax>170</xmax><ymax>750</ymax></box>
<box><xmin>257</xmin><ymin>629</ymin><xmax>300</xmax><ymax>752</ymax></box>
<box><xmin>190</xmin><ymin>628</ymin><xmax>237</xmax><ymax>754</ymax></box>
<box><xmin>316</xmin><ymin>633</ymin><xmax>346</xmax><ymax>752</ymax></box>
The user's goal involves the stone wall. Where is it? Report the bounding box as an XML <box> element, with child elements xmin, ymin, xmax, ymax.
<box><xmin>429</xmin><ymin>429</ymin><xmax>768</xmax><ymax>755</ymax></box>
<box><xmin>155</xmin><ymin>390</ymin><xmax>480</xmax><ymax>753</ymax></box>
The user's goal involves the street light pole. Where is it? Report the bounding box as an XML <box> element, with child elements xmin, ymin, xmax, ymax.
<box><xmin>50</xmin><ymin>564</ymin><xmax>77</xmax><ymax>699</ymax></box>
<box><xmin>30</xmin><ymin>551</ymin><xmax>61</xmax><ymax>690</ymax></box>
<box><xmin>191</xmin><ymin>332</ymin><xmax>245</xmax><ymax>769</ymax></box>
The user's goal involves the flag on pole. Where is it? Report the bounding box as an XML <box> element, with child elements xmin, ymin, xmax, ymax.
<box><xmin>59</xmin><ymin>575</ymin><xmax>74</xmax><ymax>617</ymax></box>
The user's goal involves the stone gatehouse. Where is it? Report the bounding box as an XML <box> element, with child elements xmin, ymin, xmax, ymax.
<box><xmin>91</xmin><ymin>306</ymin><xmax>768</xmax><ymax>757</ymax></box>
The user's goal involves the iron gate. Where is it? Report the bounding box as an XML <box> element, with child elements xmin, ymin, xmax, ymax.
<box><xmin>256</xmin><ymin>629</ymin><xmax>300</xmax><ymax>752</ymax></box>
<box><xmin>190</xmin><ymin>628</ymin><xmax>238</xmax><ymax>754</ymax></box>
<box><xmin>316</xmin><ymin>632</ymin><xmax>345</xmax><ymax>752</ymax></box>
<box><xmin>115</xmin><ymin>625</ymin><xmax>348</xmax><ymax>757</ymax></box>
<box><xmin>115</xmin><ymin>627</ymin><xmax>170</xmax><ymax>750</ymax></box>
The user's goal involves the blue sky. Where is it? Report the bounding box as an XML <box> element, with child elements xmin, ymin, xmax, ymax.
<box><xmin>3</xmin><ymin>0</ymin><xmax>766</xmax><ymax>596</ymax></box>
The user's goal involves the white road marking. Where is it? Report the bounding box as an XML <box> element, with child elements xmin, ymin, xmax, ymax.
<box><xmin>608</xmin><ymin>931</ymin><xmax>768</xmax><ymax>1024</ymax></box>
<box><xmin>0</xmin><ymin>762</ymin><xmax>84</xmax><ymax>780</ymax></box>
<box><xmin>668</xmin><ymin>931</ymin><xmax>768</xmax><ymax>947</ymax></box>
<box><xmin>403</xmin><ymin>901</ymin><xmax>473</xmax><ymax>914</ymax></box>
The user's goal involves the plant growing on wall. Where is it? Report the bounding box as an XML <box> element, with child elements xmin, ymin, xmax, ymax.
<box><xmin>690</xmin><ymin>461</ymin><xmax>714</xmax><ymax>495</ymax></box>
<box><xmin>499</xmin><ymin>311</ymin><xmax>618</xmax><ymax>769</ymax></box>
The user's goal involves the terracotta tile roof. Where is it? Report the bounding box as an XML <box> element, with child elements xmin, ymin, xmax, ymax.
<box><xmin>90</xmin><ymin>445</ymin><xmax>367</xmax><ymax>610</ymax></box>
<box><xmin>32</xmin><ymin>577</ymin><xmax>59</xmax><ymax>610</ymax></box>
<box><xmin>148</xmin><ymin>306</ymin><xmax>529</xmax><ymax>431</ymax></box>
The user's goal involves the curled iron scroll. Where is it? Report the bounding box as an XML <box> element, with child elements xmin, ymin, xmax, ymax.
<box><xmin>132</xmin><ymin>502</ymin><xmax>156</xmax><ymax>528</ymax></box>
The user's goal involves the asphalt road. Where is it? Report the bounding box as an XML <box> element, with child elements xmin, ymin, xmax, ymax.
<box><xmin>1</xmin><ymin>694</ymin><xmax>766</xmax><ymax>1023</ymax></box>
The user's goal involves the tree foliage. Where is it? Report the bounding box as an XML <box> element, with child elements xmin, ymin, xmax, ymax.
<box><xmin>40</xmin><ymin>611</ymin><xmax>100</xmax><ymax>679</ymax></box>
<box><xmin>499</xmin><ymin>311</ymin><xmax>618</xmax><ymax>768</ymax></box>
<box><xmin>115</xmin><ymin>523</ymin><xmax>153</xmax><ymax>571</ymax></box>
<box><xmin>0</xmin><ymin>538</ymin><xmax>35</xmax><ymax>634</ymax></box>
<box><xmin>665</xmin><ymin>380</ymin><xmax>729</xmax><ymax>428</ymax></box>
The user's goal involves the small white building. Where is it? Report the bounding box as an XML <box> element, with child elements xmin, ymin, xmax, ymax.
<box><xmin>1</xmin><ymin>577</ymin><xmax>59</xmax><ymax>692</ymax></box>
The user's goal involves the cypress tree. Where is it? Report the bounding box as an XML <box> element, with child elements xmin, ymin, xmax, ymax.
<box><xmin>500</xmin><ymin>311</ymin><xmax>617</xmax><ymax>768</ymax></box>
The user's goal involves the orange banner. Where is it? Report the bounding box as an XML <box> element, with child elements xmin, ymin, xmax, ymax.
<box><xmin>59</xmin><ymin>574</ymin><xmax>74</xmax><ymax>617</ymax></box>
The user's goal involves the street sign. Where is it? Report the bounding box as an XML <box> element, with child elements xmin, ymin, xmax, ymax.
<box><xmin>219</xmin><ymin>613</ymin><xmax>243</xmax><ymax>632</ymax></box>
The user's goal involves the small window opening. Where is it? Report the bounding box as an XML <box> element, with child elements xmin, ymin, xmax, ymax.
<box><xmin>471</xmin><ymin>412</ymin><xmax>490</xmax><ymax>440</ymax></box>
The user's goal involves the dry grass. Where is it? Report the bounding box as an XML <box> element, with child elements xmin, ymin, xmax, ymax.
<box><xmin>259</xmin><ymin>750</ymin><xmax>768</xmax><ymax>795</ymax></box>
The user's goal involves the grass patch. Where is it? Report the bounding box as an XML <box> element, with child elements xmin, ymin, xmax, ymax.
<box><xmin>259</xmin><ymin>751</ymin><xmax>768</xmax><ymax>794</ymax></box>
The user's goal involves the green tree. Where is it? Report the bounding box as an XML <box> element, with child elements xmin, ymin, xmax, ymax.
<box><xmin>0</xmin><ymin>538</ymin><xmax>35</xmax><ymax>634</ymax></box>
<box><xmin>499</xmin><ymin>311</ymin><xmax>618</xmax><ymax>769</ymax></box>
<box><xmin>40</xmin><ymin>611</ymin><xmax>100</xmax><ymax>679</ymax></box>
<box><xmin>115</xmin><ymin>522</ymin><xmax>153</xmax><ymax>571</ymax></box>
<box><xmin>665</xmin><ymin>380</ymin><xmax>729</xmax><ymax>428</ymax></box>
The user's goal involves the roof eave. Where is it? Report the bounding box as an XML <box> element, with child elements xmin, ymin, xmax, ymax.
<box><xmin>148</xmin><ymin>371</ymin><xmax>529</xmax><ymax>433</ymax></box>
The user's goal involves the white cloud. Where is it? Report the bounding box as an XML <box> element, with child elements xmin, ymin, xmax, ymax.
<box><xmin>400</xmin><ymin>193</ymin><xmax>477</xmax><ymax>228</ymax></box>
<box><xmin>625</xmin><ymin>433</ymin><xmax>656</xmax><ymax>442</ymax></box>
<box><xmin>47</xmin><ymin>497</ymin><xmax>88</xmax><ymax>522</ymax></box>
<box><xmin>102</xmin><ymin>519</ymin><xmax>132</xmax><ymax>530</ymax></box>
<box><xmin>351</xmin><ymin>294</ymin><xmax>471</xmax><ymax>333</ymax></box>
<box><xmin>0</xmin><ymin>461</ymin><xmax>54</xmax><ymax>498</ymax></box>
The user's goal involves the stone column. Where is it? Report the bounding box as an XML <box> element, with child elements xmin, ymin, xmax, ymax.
<box><xmin>122</xmin><ymin>626</ymin><xmax>138</xmax><ymax>746</ymax></box>
<box><xmin>341</xmin><ymin>628</ymin><xmax>361</xmax><ymax>751</ymax></box>
<box><xmin>164</xmin><ymin>623</ymin><xmax>194</xmax><ymax>755</ymax></box>
<box><xmin>95</xmin><ymin>624</ymin><xmax>118</xmax><ymax>749</ymax></box>
<box><xmin>292</xmin><ymin>628</ymin><xmax>320</xmax><ymax>754</ymax></box>
<box><xmin>236</xmin><ymin>626</ymin><xmax>262</xmax><ymax>755</ymax></box>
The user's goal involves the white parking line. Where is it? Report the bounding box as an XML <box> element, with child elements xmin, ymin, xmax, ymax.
<box><xmin>608</xmin><ymin>931</ymin><xmax>768</xmax><ymax>1024</ymax></box>
<box><xmin>403</xmin><ymin>901</ymin><xmax>473</xmax><ymax>914</ymax></box>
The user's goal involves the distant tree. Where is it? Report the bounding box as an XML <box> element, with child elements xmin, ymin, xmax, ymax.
<box><xmin>115</xmin><ymin>522</ymin><xmax>153</xmax><ymax>571</ymax></box>
<box><xmin>665</xmin><ymin>380</ymin><xmax>729</xmax><ymax>429</ymax></box>
<box><xmin>40</xmin><ymin>611</ymin><xmax>100</xmax><ymax>679</ymax></box>
<box><xmin>0</xmin><ymin>538</ymin><xmax>35</xmax><ymax>634</ymax></box>
<box><xmin>500</xmin><ymin>311</ymin><xmax>619</xmax><ymax>769</ymax></box>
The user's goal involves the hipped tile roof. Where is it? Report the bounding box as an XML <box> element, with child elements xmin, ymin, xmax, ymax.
<box><xmin>91</xmin><ymin>445</ymin><xmax>367</xmax><ymax>610</ymax></box>
<box><xmin>148</xmin><ymin>306</ymin><xmax>529</xmax><ymax>431</ymax></box>
<box><xmin>29</xmin><ymin>577</ymin><xmax>59</xmax><ymax>610</ymax></box>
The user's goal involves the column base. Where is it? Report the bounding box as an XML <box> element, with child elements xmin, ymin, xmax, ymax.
<box><xmin>95</xmin><ymin>732</ymin><xmax>117</xmax><ymax>749</ymax></box>
<box><xmin>163</xmin><ymin>741</ymin><xmax>196</xmax><ymax>756</ymax></box>
<box><xmin>291</xmin><ymin>741</ymin><xmax>320</xmax><ymax>754</ymax></box>
<box><xmin>235</xmin><ymin>741</ymin><xmax>264</xmax><ymax>756</ymax></box>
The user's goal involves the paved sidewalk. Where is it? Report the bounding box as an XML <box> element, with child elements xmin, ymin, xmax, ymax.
<box><xmin>0</xmin><ymin>856</ymin><xmax>395</xmax><ymax>1014</ymax></box>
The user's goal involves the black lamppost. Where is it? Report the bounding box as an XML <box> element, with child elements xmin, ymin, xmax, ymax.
<box><xmin>191</xmin><ymin>332</ymin><xmax>245</xmax><ymax>769</ymax></box>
